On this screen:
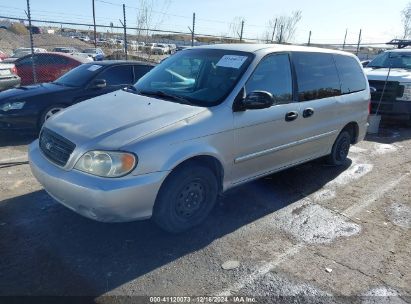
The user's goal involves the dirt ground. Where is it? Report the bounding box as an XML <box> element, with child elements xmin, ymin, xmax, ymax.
<box><xmin>0</xmin><ymin>121</ymin><xmax>410</xmax><ymax>303</ymax></box>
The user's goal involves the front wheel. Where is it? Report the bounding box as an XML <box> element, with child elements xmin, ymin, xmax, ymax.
<box><xmin>325</xmin><ymin>131</ymin><xmax>351</xmax><ymax>166</ymax></box>
<box><xmin>153</xmin><ymin>163</ymin><xmax>219</xmax><ymax>233</ymax></box>
<box><xmin>39</xmin><ymin>104</ymin><xmax>66</xmax><ymax>129</ymax></box>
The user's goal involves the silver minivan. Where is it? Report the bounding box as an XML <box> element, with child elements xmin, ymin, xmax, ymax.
<box><xmin>29</xmin><ymin>44</ymin><xmax>370</xmax><ymax>233</ymax></box>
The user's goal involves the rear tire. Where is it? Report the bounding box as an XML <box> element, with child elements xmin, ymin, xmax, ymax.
<box><xmin>153</xmin><ymin>163</ymin><xmax>218</xmax><ymax>233</ymax></box>
<box><xmin>325</xmin><ymin>131</ymin><xmax>351</xmax><ymax>166</ymax></box>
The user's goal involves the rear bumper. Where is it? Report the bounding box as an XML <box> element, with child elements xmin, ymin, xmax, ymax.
<box><xmin>0</xmin><ymin>76</ymin><xmax>21</xmax><ymax>91</ymax></box>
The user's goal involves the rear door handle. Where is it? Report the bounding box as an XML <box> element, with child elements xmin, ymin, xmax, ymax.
<box><xmin>303</xmin><ymin>108</ymin><xmax>314</xmax><ymax>118</ymax></box>
<box><xmin>285</xmin><ymin>111</ymin><xmax>299</xmax><ymax>122</ymax></box>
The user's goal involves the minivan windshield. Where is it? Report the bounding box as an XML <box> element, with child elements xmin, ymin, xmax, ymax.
<box><xmin>134</xmin><ymin>49</ymin><xmax>254</xmax><ymax>106</ymax></box>
<box><xmin>367</xmin><ymin>51</ymin><xmax>411</xmax><ymax>69</ymax></box>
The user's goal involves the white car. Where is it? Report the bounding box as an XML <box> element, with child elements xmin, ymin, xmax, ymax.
<box><xmin>151</xmin><ymin>43</ymin><xmax>169</xmax><ymax>55</ymax></box>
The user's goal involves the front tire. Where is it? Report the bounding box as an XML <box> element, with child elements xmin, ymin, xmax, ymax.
<box><xmin>325</xmin><ymin>130</ymin><xmax>351</xmax><ymax>166</ymax></box>
<box><xmin>39</xmin><ymin>104</ymin><xmax>66</xmax><ymax>129</ymax></box>
<box><xmin>153</xmin><ymin>163</ymin><xmax>219</xmax><ymax>233</ymax></box>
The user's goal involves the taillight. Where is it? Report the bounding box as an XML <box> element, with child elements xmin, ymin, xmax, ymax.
<box><xmin>10</xmin><ymin>66</ymin><xmax>17</xmax><ymax>75</ymax></box>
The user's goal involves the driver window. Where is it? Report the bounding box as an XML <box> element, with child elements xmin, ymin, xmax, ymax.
<box><xmin>245</xmin><ymin>53</ymin><xmax>292</xmax><ymax>103</ymax></box>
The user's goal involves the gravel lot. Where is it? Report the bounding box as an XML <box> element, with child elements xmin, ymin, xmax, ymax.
<box><xmin>0</xmin><ymin>122</ymin><xmax>410</xmax><ymax>303</ymax></box>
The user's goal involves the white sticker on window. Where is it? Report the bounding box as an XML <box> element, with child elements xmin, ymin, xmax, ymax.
<box><xmin>87</xmin><ymin>65</ymin><xmax>102</xmax><ymax>71</ymax></box>
<box><xmin>216</xmin><ymin>55</ymin><xmax>248</xmax><ymax>69</ymax></box>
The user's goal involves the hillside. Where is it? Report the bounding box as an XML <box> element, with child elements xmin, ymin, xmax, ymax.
<box><xmin>0</xmin><ymin>29</ymin><xmax>91</xmax><ymax>54</ymax></box>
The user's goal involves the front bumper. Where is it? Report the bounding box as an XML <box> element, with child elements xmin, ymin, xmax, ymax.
<box><xmin>29</xmin><ymin>140</ymin><xmax>169</xmax><ymax>222</ymax></box>
<box><xmin>370</xmin><ymin>100</ymin><xmax>411</xmax><ymax>118</ymax></box>
<box><xmin>0</xmin><ymin>76</ymin><xmax>21</xmax><ymax>91</ymax></box>
<box><xmin>0</xmin><ymin>110</ymin><xmax>38</xmax><ymax>131</ymax></box>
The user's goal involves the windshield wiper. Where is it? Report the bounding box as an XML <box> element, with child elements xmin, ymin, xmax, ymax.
<box><xmin>138</xmin><ymin>90</ymin><xmax>195</xmax><ymax>105</ymax></box>
<box><xmin>122</xmin><ymin>85</ymin><xmax>138</xmax><ymax>94</ymax></box>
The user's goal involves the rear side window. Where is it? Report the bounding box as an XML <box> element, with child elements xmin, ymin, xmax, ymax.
<box><xmin>98</xmin><ymin>65</ymin><xmax>133</xmax><ymax>86</ymax></box>
<box><xmin>293</xmin><ymin>52</ymin><xmax>341</xmax><ymax>101</ymax></box>
<box><xmin>133</xmin><ymin>65</ymin><xmax>153</xmax><ymax>81</ymax></box>
<box><xmin>334</xmin><ymin>55</ymin><xmax>366</xmax><ymax>94</ymax></box>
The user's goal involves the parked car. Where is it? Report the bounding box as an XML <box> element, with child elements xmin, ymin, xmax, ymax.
<box><xmin>364</xmin><ymin>49</ymin><xmax>411</xmax><ymax>122</ymax></box>
<box><xmin>0</xmin><ymin>60</ymin><xmax>154</xmax><ymax>131</ymax></box>
<box><xmin>0</xmin><ymin>63</ymin><xmax>20</xmax><ymax>91</ymax></box>
<box><xmin>168</xmin><ymin>44</ymin><xmax>177</xmax><ymax>54</ymax></box>
<box><xmin>52</xmin><ymin>47</ymin><xmax>79</xmax><ymax>54</ymax></box>
<box><xmin>0</xmin><ymin>50</ymin><xmax>8</xmax><ymax>62</ymax></box>
<box><xmin>3</xmin><ymin>47</ymin><xmax>47</xmax><ymax>63</ymax></box>
<box><xmin>14</xmin><ymin>52</ymin><xmax>89</xmax><ymax>85</ymax></box>
<box><xmin>28</xmin><ymin>44</ymin><xmax>369</xmax><ymax>233</ymax></box>
<box><xmin>82</xmin><ymin>48</ymin><xmax>105</xmax><ymax>61</ymax></box>
<box><xmin>151</xmin><ymin>43</ymin><xmax>169</xmax><ymax>55</ymax></box>
<box><xmin>26</xmin><ymin>26</ymin><xmax>42</xmax><ymax>34</ymax></box>
<box><xmin>79</xmin><ymin>36</ymin><xmax>90</xmax><ymax>42</ymax></box>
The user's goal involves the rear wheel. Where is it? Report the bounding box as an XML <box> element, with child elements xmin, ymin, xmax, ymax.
<box><xmin>39</xmin><ymin>104</ymin><xmax>66</xmax><ymax>129</ymax></box>
<box><xmin>325</xmin><ymin>131</ymin><xmax>351</xmax><ymax>166</ymax></box>
<box><xmin>153</xmin><ymin>163</ymin><xmax>218</xmax><ymax>233</ymax></box>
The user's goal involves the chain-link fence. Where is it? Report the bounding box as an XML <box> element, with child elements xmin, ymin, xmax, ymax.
<box><xmin>0</xmin><ymin>1</ymin><xmax>388</xmax><ymax>87</ymax></box>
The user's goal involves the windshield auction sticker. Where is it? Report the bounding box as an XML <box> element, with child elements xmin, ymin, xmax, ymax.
<box><xmin>216</xmin><ymin>55</ymin><xmax>248</xmax><ymax>69</ymax></box>
<box><xmin>87</xmin><ymin>65</ymin><xmax>103</xmax><ymax>72</ymax></box>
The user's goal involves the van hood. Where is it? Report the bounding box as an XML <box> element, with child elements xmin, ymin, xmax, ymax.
<box><xmin>364</xmin><ymin>67</ymin><xmax>411</xmax><ymax>82</ymax></box>
<box><xmin>45</xmin><ymin>89</ymin><xmax>206</xmax><ymax>149</ymax></box>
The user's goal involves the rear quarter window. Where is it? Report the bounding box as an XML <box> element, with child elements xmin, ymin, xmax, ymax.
<box><xmin>293</xmin><ymin>52</ymin><xmax>341</xmax><ymax>102</ymax></box>
<box><xmin>333</xmin><ymin>55</ymin><xmax>366</xmax><ymax>94</ymax></box>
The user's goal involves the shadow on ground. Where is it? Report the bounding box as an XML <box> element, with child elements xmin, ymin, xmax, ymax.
<box><xmin>0</xmin><ymin>157</ymin><xmax>352</xmax><ymax>297</ymax></box>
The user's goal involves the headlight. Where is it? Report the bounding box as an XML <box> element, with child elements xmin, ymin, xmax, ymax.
<box><xmin>1</xmin><ymin>101</ymin><xmax>25</xmax><ymax>111</ymax></box>
<box><xmin>74</xmin><ymin>151</ymin><xmax>137</xmax><ymax>177</ymax></box>
<box><xmin>397</xmin><ymin>83</ymin><xmax>411</xmax><ymax>101</ymax></box>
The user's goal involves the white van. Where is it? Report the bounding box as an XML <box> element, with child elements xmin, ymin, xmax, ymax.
<box><xmin>29</xmin><ymin>44</ymin><xmax>370</xmax><ymax>233</ymax></box>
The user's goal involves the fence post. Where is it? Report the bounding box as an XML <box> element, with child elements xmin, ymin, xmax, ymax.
<box><xmin>123</xmin><ymin>4</ymin><xmax>127</xmax><ymax>60</ymax></box>
<box><xmin>239</xmin><ymin>20</ymin><xmax>244</xmax><ymax>42</ymax></box>
<box><xmin>92</xmin><ymin>0</ymin><xmax>97</xmax><ymax>48</ymax></box>
<box><xmin>191</xmin><ymin>13</ymin><xmax>195</xmax><ymax>47</ymax></box>
<box><xmin>342</xmin><ymin>28</ymin><xmax>347</xmax><ymax>50</ymax></box>
<box><xmin>25</xmin><ymin>0</ymin><xmax>37</xmax><ymax>84</ymax></box>
<box><xmin>270</xmin><ymin>18</ymin><xmax>277</xmax><ymax>43</ymax></box>
<box><xmin>356</xmin><ymin>29</ymin><xmax>362</xmax><ymax>56</ymax></box>
<box><xmin>308</xmin><ymin>30</ymin><xmax>311</xmax><ymax>46</ymax></box>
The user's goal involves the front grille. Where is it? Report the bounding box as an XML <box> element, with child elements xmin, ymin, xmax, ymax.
<box><xmin>39</xmin><ymin>128</ymin><xmax>76</xmax><ymax>166</ymax></box>
<box><xmin>369</xmin><ymin>80</ymin><xmax>404</xmax><ymax>102</ymax></box>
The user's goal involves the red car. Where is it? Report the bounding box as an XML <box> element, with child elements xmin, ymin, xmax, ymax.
<box><xmin>0</xmin><ymin>50</ymin><xmax>8</xmax><ymax>62</ymax></box>
<box><xmin>14</xmin><ymin>52</ymin><xmax>90</xmax><ymax>85</ymax></box>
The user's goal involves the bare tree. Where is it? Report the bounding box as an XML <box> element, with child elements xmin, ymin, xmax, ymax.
<box><xmin>135</xmin><ymin>0</ymin><xmax>170</xmax><ymax>43</ymax></box>
<box><xmin>402</xmin><ymin>2</ymin><xmax>411</xmax><ymax>39</ymax></box>
<box><xmin>263</xmin><ymin>11</ymin><xmax>302</xmax><ymax>43</ymax></box>
<box><xmin>229</xmin><ymin>16</ymin><xmax>245</xmax><ymax>40</ymax></box>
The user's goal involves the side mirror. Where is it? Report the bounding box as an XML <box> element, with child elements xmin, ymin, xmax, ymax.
<box><xmin>91</xmin><ymin>79</ymin><xmax>106</xmax><ymax>89</ymax></box>
<box><xmin>234</xmin><ymin>90</ymin><xmax>274</xmax><ymax>111</ymax></box>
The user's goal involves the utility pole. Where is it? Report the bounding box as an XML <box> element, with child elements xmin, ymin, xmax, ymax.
<box><xmin>122</xmin><ymin>4</ymin><xmax>127</xmax><ymax>60</ymax></box>
<box><xmin>356</xmin><ymin>29</ymin><xmax>362</xmax><ymax>56</ymax></box>
<box><xmin>239</xmin><ymin>20</ymin><xmax>244</xmax><ymax>42</ymax></box>
<box><xmin>92</xmin><ymin>0</ymin><xmax>97</xmax><ymax>48</ymax></box>
<box><xmin>342</xmin><ymin>28</ymin><xmax>348</xmax><ymax>50</ymax></box>
<box><xmin>308</xmin><ymin>30</ymin><xmax>311</xmax><ymax>46</ymax></box>
<box><xmin>278</xmin><ymin>25</ymin><xmax>284</xmax><ymax>43</ymax></box>
<box><xmin>270</xmin><ymin>18</ymin><xmax>277</xmax><ymax>43</ymax></box>
<box><xmin>25</xmin><ymin>0</ymin><xmax>37</xmax><ymax>83</ymax></box>
<box><xmin>188</xmin><ymin>13</ymin><xmax>195</xmax><ymax>47</ymax></box>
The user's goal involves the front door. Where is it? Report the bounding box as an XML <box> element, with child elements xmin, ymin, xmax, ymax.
<box><xmin>232</xmin><ymin>53</ymin><xmax>302</xmax><ymax>185</ymax></box>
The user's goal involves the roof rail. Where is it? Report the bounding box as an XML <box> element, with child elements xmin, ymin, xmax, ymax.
<box><xmin>386</xmin><ymin>39</ymin><xmax>411</xmax><ymax>49</ymax></box>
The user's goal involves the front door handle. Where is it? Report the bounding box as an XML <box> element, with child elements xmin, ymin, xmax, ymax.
<box><xmin>285</xmin><ymin>111</ymin><xmax>299</xmax><ymax>122</ymax></box>
<box><xmin>303</xmin><ymin>108</ymin><xmax>314</xmax><ymax>118</ymax></box>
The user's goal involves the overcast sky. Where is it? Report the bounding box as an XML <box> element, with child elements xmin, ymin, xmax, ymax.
<box><xmin>0</xmin><ymin>0</ymin><xmax>409</xmax><ymax>44</ymax></box>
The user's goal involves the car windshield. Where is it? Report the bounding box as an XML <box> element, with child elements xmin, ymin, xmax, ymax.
<box><xmin>134</xmin><ymin>49</ymin><xmax>254</xmax><ymax>106</ymax></box>
<box><xmin>53</xmin><ymin>63</ymin><xmax>103</xmax><ymax>87</ymax></box>
<box><xmin>368</xmin><ymin>51</ymin><xmax>411</xmax><ymax>69</ymax></box>
<box><xmin>83</xmin><ymin>49</ymin><xmax>97</xmax><ymax>53</ymax></box>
